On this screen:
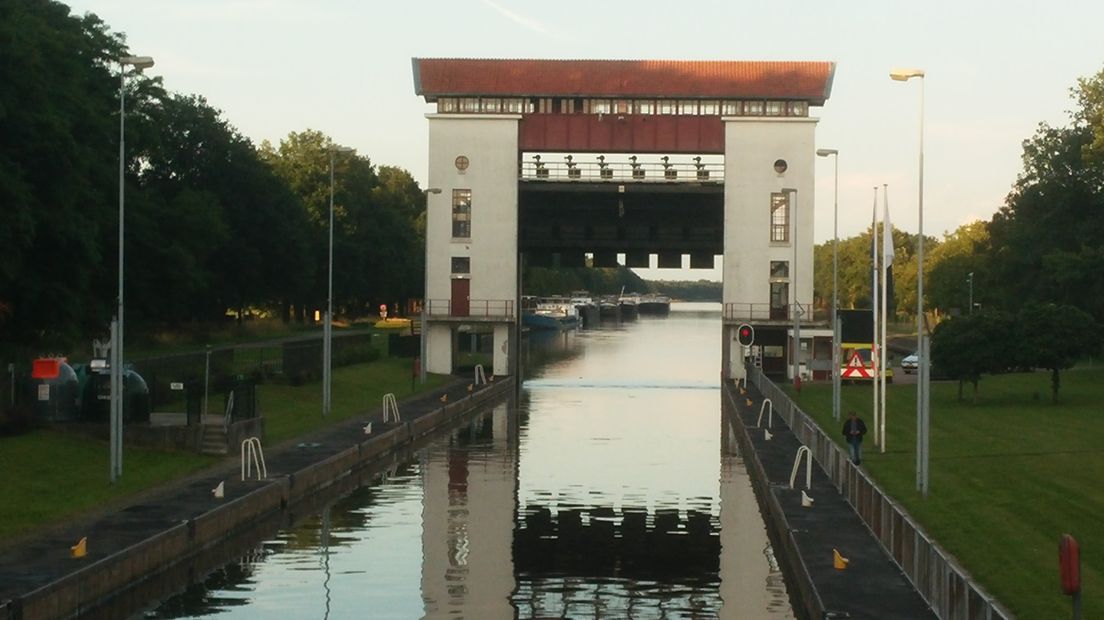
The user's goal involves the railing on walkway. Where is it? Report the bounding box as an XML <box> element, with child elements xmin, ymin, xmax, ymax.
<box><xmin>746</xmin><ymin>366</ymin><xmax>1013</xmax><ymax>620</ymax></box>
<box><xmin>382</xmin><ymin>392</ymin><xmax>401</xmax><ymax>424</ymax></box>
<box><xmin>426</xmin><ymin>299</ymin><xmax>515</xmax><ymax>319</ymax></box>
<box><xmin>723</xmin><ymin>302</ymin><xmax>829</xmax><ymax>324</ymax></box>
<box><xmin>520</xmin><ymin>159</ymin><xmax>725</xmax><ymax>184</ymax></box>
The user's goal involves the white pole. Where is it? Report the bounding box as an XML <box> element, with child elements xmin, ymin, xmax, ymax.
<box><xmin>881</xmin><ymin>184</ymin><xmax>889</xmax><ymax>453</ymax></box>
<box><xmin>871</xmin><ymin>187</ymin><xmax>879</xmax><ymax>448</ymax></box>
<box><xmin>324</xmin><ymin>150</ymin><xmax>335</xmax><ymax>417</ymax></box>
<box><xmin>111</xmin><ymin>61</ymin><xmax>126</xmax><ymax>483</ymax></box>
<box><xmin>916</xmin><ymin>76</ymin><xmax>928</xmax><ymax>492</ymax></box>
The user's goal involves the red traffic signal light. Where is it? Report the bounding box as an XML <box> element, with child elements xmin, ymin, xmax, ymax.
<box><xmin>737</xmin><ymin>323</ymin><xmax>755</xmax><ymax>347</ymax></box>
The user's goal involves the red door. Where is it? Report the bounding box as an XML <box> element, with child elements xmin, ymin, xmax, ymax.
<box><xmin>451</xmin><ymin>278</ymin><xmax>470</xmax><ymax>317</ymax></box>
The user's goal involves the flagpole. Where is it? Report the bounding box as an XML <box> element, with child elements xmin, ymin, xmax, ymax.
<box><xmin>881</xmin><ymin>184</ymin><xmax>890</xmax><ymax>453</ymax></box>
<box><xmin>871</xmin><ymin>187</ymin><xmax>879</xmax><ymax>448</ymax></box>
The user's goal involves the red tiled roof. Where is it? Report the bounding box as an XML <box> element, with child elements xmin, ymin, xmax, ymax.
<box><xmin>413</xmin><ymin>58</ymin><xmax>835</xmax><ymax>104</ymax></box>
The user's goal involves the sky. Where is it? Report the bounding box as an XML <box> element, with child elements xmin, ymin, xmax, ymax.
<box><xmin>66</xmin><ymin>0</ymin><xmax>1104</xmax><ymax>280</ymax></box>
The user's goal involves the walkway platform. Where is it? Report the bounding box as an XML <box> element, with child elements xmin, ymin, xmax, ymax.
<box><xmin>725</xmin><ymin>381</ymin><xmax>938</xmax><ymax>619</ymax></box>
<box><xmin>0</xmin><ymin>376</ymin><xmax>511</xmax><ymax>620</ymax></box>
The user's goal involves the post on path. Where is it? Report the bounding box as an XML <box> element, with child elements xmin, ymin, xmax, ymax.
<box><xmin>1059</xmin><ymin>534</ymin><xmax>1082</xmax><ymax>620</ymax></box>
<box><xmin>412</xmin><ymin>357</ymin><xmax>421</xmax><ymax>392</ymax></box>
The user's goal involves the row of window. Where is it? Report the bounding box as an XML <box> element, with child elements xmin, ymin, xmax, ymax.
<box><xmin>436</xmin><ymin>97</ymin><xmax>809</xmax><ymax>117</ymax></box>
<box><xmin>451</xmin><ymin>189</ymin><xmax>792</xmax><ymax>244</ymax></box>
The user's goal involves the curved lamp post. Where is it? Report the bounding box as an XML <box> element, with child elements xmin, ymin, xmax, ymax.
<box><xmin>323</xmin><ymin>145</ymin><xmax>355</xmax><ymax>417</ymax></box>
<box><xmin>890</xmin><ymin>67</ymin><xmax>928</xmax><ymax>494</ymax></box>
<box><xmin>420</xmin><ymin>187</ymin><xmax>442</xmax><ymax>384</ymax></box>
<box><xmin>111</xmin><ymin>54</ymin><xmax>154</xmax><ymax>483</ymax></box>
<box><xmin>816</xmin><ymin>148</ymin><xmax>840</xmax><ymax>421</ymax></box>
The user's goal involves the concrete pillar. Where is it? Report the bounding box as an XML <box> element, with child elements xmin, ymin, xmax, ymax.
<box><xmin>427</xmin><ymin>323</ymin><xmax>453</xmax><ymax>375</ymax></box>
<box><xmin>493</xmin><ymin>323</ymin><xmax>510</xmax><ymax>377</ymax></box>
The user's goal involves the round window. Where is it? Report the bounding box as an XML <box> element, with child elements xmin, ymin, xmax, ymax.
<box><xmin>773</xmin><ymin>159</ymin><xmax>788</xmax><ymax>174</ymax></box>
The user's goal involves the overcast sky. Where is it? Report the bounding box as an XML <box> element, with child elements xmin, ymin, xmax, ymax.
<box><xmin>67</xmin><ymin>0</ymin><xmax>1104</xmax><ymax>279</ymax></box>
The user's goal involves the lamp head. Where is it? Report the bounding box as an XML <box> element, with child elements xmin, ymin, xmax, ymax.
<box><xmin>816</xmin><ymin>148</ymin><xmax>838</xmax><ymax>157</ymax></box>
<box><xmin>890</xmin><ymin>68</ymin><xmax>925</xmax><ymax>81</ymax></box>
<box><xmin>121</xmin><ymin>55</ymin><xmax>155</xmax><ymax>70</ymax></box>
<box><xmin>332</xmin><ymin>145</ymin><xmax>355</xmax><ymax>154</ymax></box>
<box><xmin>424</xmin><ymin>188</ymin><xmax>442</xmax><ymax>195</ymax></box>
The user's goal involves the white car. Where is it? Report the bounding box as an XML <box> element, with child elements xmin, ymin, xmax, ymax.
<box><xmin>901</xmin><ymin>353</ymin><xmax>919</xmax><ymax>373</ymax></box>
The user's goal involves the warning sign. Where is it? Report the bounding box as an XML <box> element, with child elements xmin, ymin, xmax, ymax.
<box><xmin>842</xmin><ymin>350</ymin><xmax>872</xmax><ymax>379</ymax></box>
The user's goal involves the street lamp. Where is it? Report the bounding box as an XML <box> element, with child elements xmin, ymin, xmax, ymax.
<box><xmin>420</xmin><ymin>187</ymin><xmax>442</xmax><ymax>384</ymax></box>
<box><xmin>890</xmin><ymin>66</ymin><xmax>928</xmax><ymax>494</ymax></box>
<box><xmin>323</xmin><ymin>145</ymin><xmax>355</xmax><ymax>418</ymax></box>
<box><xmin>111</xmin><ymin>54</ymin><xmax>154</xmax><ymax>483</ymax></box>
<box><xmin>816</xmin><ymin>148</ymin><xmax>840</xmax><ymax>420</ymax></box>
<box><xmin>782</xmin><ymin>187</ymin><xmax>800</xmax><ymax>389</ymax></box>
<box><xmin>967</xmin><ymin>272</ymin><xmax>974</xmax><ymax>314</ymax></box>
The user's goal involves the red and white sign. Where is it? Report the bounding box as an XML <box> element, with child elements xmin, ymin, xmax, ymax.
<box><xmin>842</xmin><ymin>350</ymin><xmax>872</xmax><ymax>379</ymax></box>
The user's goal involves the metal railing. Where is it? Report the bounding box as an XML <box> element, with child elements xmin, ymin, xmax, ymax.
<box><xmin>426</xmin><ymin>299</ymin><xmax>515</xmax><ymax>319</ymax></box>
<box><xmin>746</xmin><ymin>366</ymin><xmax>1013</xmax><ymax>620</ymax></box>
<box><xmin>520</xmin><ymin>159</ymin><xmax>724</xmax><ymax>184</ymax></box>
<box><xmin>723</xmin><ymin>302</ymin><xmax>829</xmax><ymax>323</ymax></box>
<box><xmin>382</xmin><ymin>392</ymin><xmax>401</xmax><ymax>424</ymax></box>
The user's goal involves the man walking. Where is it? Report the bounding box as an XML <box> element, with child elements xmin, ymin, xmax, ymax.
<box><xmin>842</xmin><ymin>411</ymin><xmax>868</xmax><ymax>465</ymax></box>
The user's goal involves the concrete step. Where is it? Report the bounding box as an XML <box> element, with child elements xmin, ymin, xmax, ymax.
<box><xmin>200</xmin><ymin>425</ymin><xmax>228</xmax><ymax>455</ymax></box>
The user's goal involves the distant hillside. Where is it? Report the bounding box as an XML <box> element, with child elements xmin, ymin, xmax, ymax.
<box><xmin>645</xmin><ymin>279</ymin><xmax>722</xmax><ymax>301</ymax></box>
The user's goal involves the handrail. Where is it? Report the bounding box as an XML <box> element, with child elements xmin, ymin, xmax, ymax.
<box><xmin>756</xmin><ymin>398</ymin><xmax>773</xmax><ymax>428</ymax></box>
<box><xmin>240</xmin><ymin>437</ymin><xmax>266</xmax><ymax>481</ymax></box>
<box><xmin>425</xmin><ymin>299</ymin><xmax>515</xmax><ymax>318</ymax></box>
<box><xmin>474</xmin><ymin>364</ymin><xmax>487</xmax><ymax>386</ymax></box>
<box><xmin>382</xmin><ymin>392</ymin><xmax>401</xmax><ymax>424</ymax></box>
<box><xmin>789</xmin><ymin>445</ymin><xmax>813</xmax><ymax>490</ymax></box>
<box><xmin>223</xmin><ymin>390</ymin><xmax>235</xmax><ymax>427</ymax></box>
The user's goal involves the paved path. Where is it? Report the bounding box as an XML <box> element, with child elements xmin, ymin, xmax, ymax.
<box><xmin>727</xmin><ymin>381</ymin><xmax>937</xmax><ymax>619</ymax></box>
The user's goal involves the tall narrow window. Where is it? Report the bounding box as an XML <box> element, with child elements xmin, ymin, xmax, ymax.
<box><xmin>770</xmin><ymin>192</ymin><xmax>789</xmax><ymax>242</ymax></box>
<box><xmin>452</xmin><ymin>189</ymin><xmax>471</xmax><ymax>238</ymax></box>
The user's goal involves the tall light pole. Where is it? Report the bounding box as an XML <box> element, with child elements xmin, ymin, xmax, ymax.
<box><xmin>112</xmin><ymin>54</ymin><xmax>154</xmax><ymax>483</ymax></box>
<box><xmin>323</xmin><ymin>145</ymin><xmax>355</xmax><ymax>418</ymax></box>
<box><xmin>890</xmin><ymin>67</ymin><xmax>928</xmax><ymax>494</ymax></box>
<box><xmin>420</xmin><ymin>187</ymin><xmax>442</xmax><ymax>384</ymax></box>
<box><xmin>782</xmin><ymin>187</ymin><xmax>800</xmax><ymax>389</ymax></box>
<box><xmin>817</xmin><ymin>149</ymin><xmax>840</xmax><ymax>420</ymax></box>
<box><xmin>967</xmin><ymin>271</ymin><xmax>974</xmax><ymax>314</ymax></box>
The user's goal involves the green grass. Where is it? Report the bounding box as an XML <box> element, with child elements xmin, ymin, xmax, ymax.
<box><xmin>0</xmin><ymin>431</ymin><xmax>217</xmax><ymax>542</ymax></box>
<box><xmin>0</xmin><ymin>357</ymin><xmax>451</xmax><ymax>543</ymax></box>
<box><xmin>259</xmin><ymin>357</ymin><xmax>451</xmax><ymax>444</ymax></box>
<box><xmin>788</xmin><ymin>369</ymin><xmax>1104</xmax><ymax>618</ymax></box>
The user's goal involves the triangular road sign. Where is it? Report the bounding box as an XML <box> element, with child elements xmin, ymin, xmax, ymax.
<box><xmin>842</xmin><ymin>350</ymin><xmax>872</xmax><ymax>378</ymax></box>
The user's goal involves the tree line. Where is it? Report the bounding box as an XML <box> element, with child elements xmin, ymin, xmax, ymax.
<box><xmin>813</xmin><ymin>67</ymin><xmax>1104</xmax><ymax>400</ymax></box>
<box><xmin>0</xmin><ymin>1</ymin><xmax>427</xmax><ymax>359</ymax></box>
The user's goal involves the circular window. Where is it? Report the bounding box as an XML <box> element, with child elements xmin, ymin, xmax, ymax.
<box><xmin>455</xmin><ymin>155</ymin><xmax>470</xmax><ymax>172</ymax></box>
<box><xmin>773</xmin><ymin>159</ymin><xmax>788</xmax><ymax>174</ymax></box>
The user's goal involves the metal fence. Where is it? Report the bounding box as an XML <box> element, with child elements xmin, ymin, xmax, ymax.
<box><xmin>748</xmin><ymin>366</ymin><xmax>1014</xmax><ymax>620</ymax></box>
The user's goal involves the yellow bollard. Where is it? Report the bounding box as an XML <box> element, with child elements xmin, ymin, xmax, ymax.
<box><xmin>467</xmin><ymin>384</ymin><xmax>473</xmax><ymax>392</ymax></box>
<box><xmin>439</xmin><ymin>394</ymin><xmax>448</xmax><ymax>403</ymax></box>
<box><xmin>71</xmin><ymin>537</ymin><xmax>87</xmax><ymax>559</ymax></box>
<box><xmin>833</xmin><ymin>548</ymin><xmax>849</xmax><ymax>570</ymax></box>
<box><xmin>746</xmin><ymin>398</ymin><xmax>754</xmax><ymax>407</ymax></box>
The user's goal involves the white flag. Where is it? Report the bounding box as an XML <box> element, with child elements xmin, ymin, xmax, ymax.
<box><xmin>883</xmin><ymin>189</ymin><xmax>895</xmax><ymax>267</ymax></box>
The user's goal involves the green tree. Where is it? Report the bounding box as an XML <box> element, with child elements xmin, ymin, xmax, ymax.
<box><xmin>931</xmin><ymin>310</ymin><xmax>1015</xmax><ymax>402</ymax></box>
<box><xmin>926</xmin><ymin>221</ymin><xmax>990</xmax><ymax>316</ymax></box>
<box><xmin>1014</xmin><ymin>303</ymin><xmax>1100</xmax><ymax>403</ymax></box>
<box><xmin>989</xmin><ymin>67</ymin><xmax>1104</xmax><ymax>322</ymax></box>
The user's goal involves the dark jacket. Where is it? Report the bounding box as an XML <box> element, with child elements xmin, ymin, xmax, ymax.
<box><xmin>842</xmin><ymin>417</ymin><xmax>867</xmax><ymax>442</ymax></box>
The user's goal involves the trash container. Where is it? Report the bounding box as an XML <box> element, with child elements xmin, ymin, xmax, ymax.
<box><xmin>79</xmin><ymin>365</ymin><xmax>150</xmax><ymax>423</ymax></box>
<box><xmin>31</xmin><ymin>358</ymin><xmax>79</xmax><ymax>422</ymax></box>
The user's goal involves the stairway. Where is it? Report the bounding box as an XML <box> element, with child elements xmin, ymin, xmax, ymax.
<box><xmin>200</xmin><ymin>424</ymin><xmax>228</xmax><ymax>455</ymax></box>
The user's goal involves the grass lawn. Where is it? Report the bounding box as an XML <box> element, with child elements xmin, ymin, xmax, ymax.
<box><xmin>0</xmin><ymin>357</ymin><xmax>451</xmax><ymax>543</ymax></box>
<box><xmin>259</xmin><ymin>357</ymin><xmax>451</xmax><ymax>444</ymax></box>
<box><xmin>0</xmin><ymin>432</ymin><xmax>217</xmax><ymax>542</ymax></box>
<box><xmin>787</xmin><ymin>367</ymin><xmax>1103</xmax><ymax>618</ymax></box>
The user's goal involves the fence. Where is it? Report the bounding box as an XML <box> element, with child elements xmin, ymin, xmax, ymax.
<box><xmin>747</xmin><ymin>366</ymin><xmax>1013</xmax><ymax>620</ymax></box>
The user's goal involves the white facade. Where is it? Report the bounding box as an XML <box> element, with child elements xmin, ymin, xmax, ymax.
<box><xmin>722</xmin><ymin>118</ymin><xmax>818</xmax><ymax>380</ymax></box>
<box><xmin>425</xmin><ymin>114</ymin><xmax>521</xmax><ymax>376</ymax></box>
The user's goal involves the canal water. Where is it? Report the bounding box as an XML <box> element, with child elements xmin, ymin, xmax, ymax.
<box><xmin>144</xmin><ymin>302</ymin><xmax>793</xmax><ymax>619</ymax></box>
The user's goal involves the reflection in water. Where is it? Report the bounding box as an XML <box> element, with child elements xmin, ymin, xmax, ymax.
<box><xmin>145</xmin><ymin>303</ymin><xmax>792</xmax><ymax>619</ymax></box>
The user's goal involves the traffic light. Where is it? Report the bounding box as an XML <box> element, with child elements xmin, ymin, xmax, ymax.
<box><xmin>737</xmin><ymin>323</ymin><xmax>755</xmax><ymax>347</ymax></box>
